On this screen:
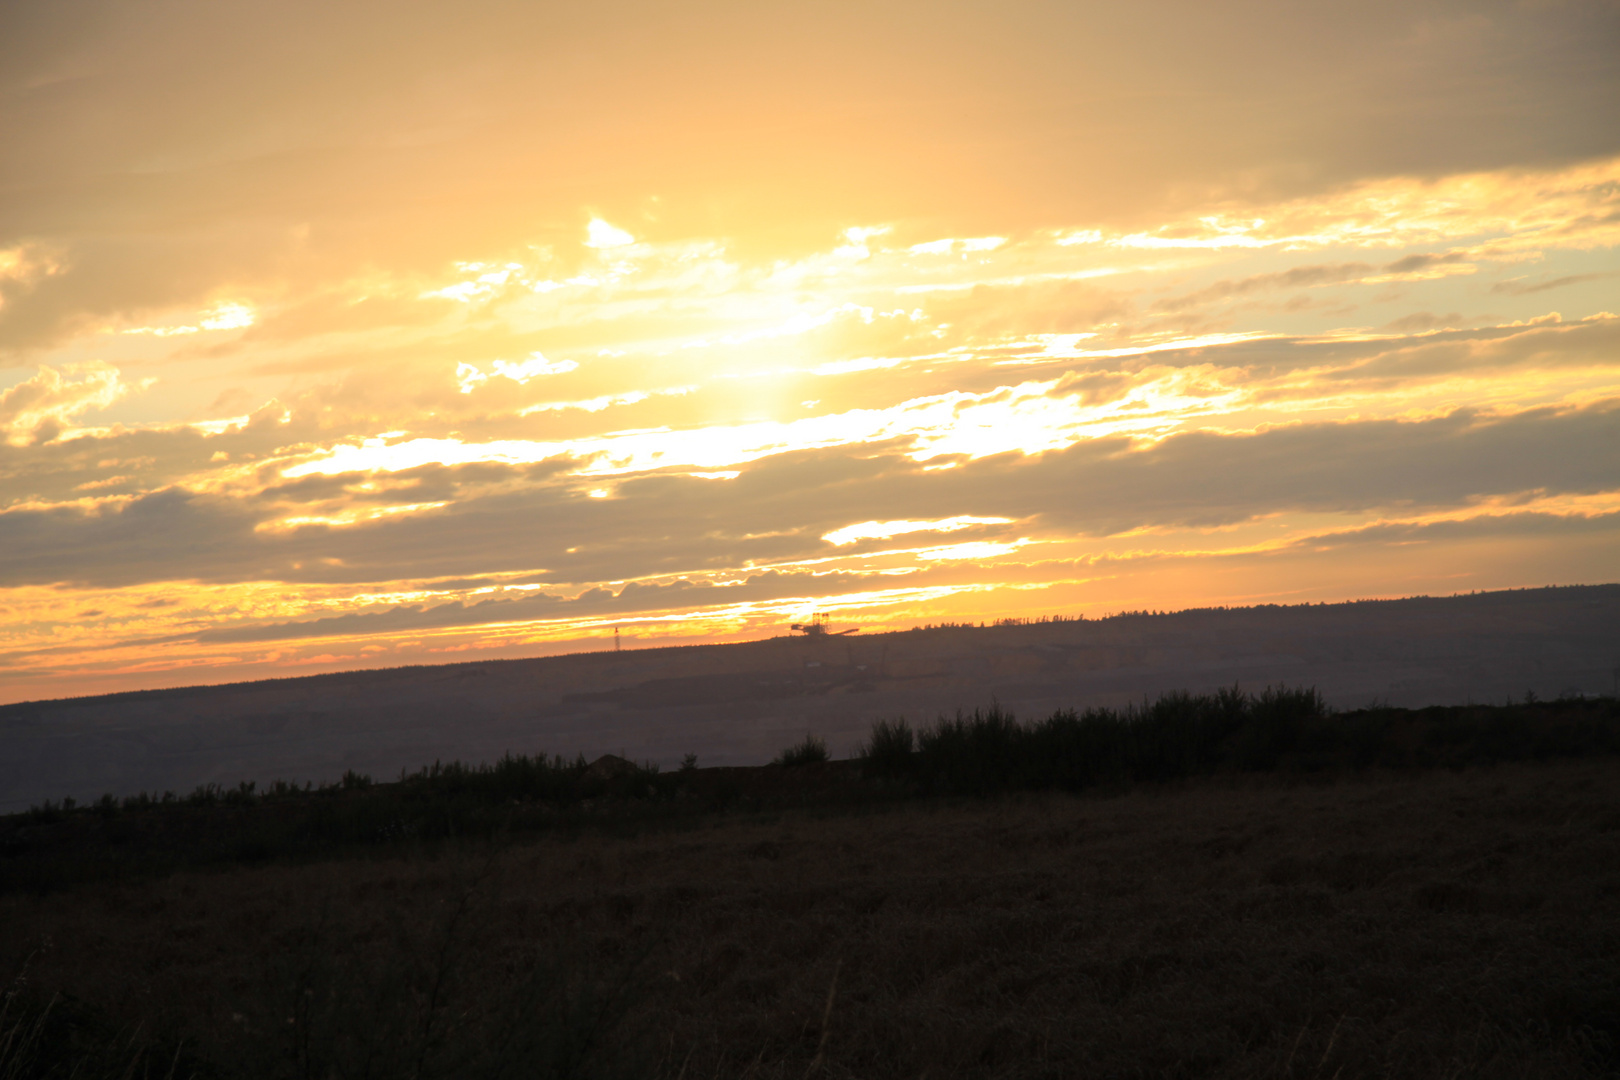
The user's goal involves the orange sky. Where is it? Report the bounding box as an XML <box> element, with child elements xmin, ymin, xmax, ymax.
<box><xmin>2</xmin><ymin>0</ymin><xmax>1618</xmax><ymax>703</ymax></box>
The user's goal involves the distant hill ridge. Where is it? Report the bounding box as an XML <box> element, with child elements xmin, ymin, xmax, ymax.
<box><xmin>4</xmin><ymin>583</ymin><xmax>1614</xmax><ymax>714</ymax></box>
<box><xmin>2</xmin><ymin>583</ymin><xmax>1617</xmax><ymax>813</ymax></box>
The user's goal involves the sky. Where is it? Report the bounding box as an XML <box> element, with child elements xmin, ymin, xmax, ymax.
<box><xmin>1</xmin><ymin>0</ymin><xmax>1618</xmax><ymax>703</ymax></box>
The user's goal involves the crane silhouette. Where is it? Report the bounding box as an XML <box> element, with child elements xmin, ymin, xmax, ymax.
<box><xmin>790</xmin><ymin>613</ymin><xmax>860</xmax><ymax>638</ymax></box>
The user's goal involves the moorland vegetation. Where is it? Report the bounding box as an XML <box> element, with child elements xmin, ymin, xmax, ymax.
<box><xmin>2</xmin><ymin>687</ymin><xmax>1617</xmax><ymax>1078</ymax></box>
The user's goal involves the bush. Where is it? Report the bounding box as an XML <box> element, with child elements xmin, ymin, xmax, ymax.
<box><xmin>917</xmin><ymin>706</ymin><xmax>1025</xmax><ymax>794</ymax></box>
<box><xmin>860</xmin><ymin>685</ymin><xmax>1333</xmax><ymax>796</ymax></box>
<box><xmin>860</xmin><ymin>718</ymin><xmax>915</xmax><ymax>779</ymax></box>
<box><xmin>854</xmin><ymin>686</ymin><xmax>1620</xmax><ymax>797</ymax></box>
<box><xmin>774</xmin><ymin>734</ymin><xmax>829</xmax><ymax>768</ymax></box>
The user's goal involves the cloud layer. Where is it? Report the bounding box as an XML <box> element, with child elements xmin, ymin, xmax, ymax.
<box><xmin>0</xmin><ymin>0</ymin><xmax>1617</xmax><ymax>701</ymax></box>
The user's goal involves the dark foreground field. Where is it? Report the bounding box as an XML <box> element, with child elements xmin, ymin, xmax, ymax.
<box><xmin>2</xmin><ymin>700</ymin><xmax>1618</xmax><ymax>1079</ymax></box>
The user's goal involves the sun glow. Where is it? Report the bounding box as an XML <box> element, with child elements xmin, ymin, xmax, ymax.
<box><xmin>3</xmin><ymin>140</ymin><xmax>1618</xmax><ymax>700</ymax></box>
<box><xmin>456</xmin><ymin>353</ymin><xmax>578</xmax><ymax>392</ymax></box>
<box><xmin>279</xmin><ymin>371</ymin><xmax>1239</xmax><ymax>482</ymax></box>
<box><xmin>585</xmin><ymin>219</ymin><xmax>636</xmax><ymax>248</ymax></box>
<box><xmin>823</xmin><ymin>516</ymin><xmax>1016</xmax><ymax>546</ymax></box>
<box><xmin>121</xmin><ymin>302</ymin><xmax>255</xmax><ymax>336</ymax></box>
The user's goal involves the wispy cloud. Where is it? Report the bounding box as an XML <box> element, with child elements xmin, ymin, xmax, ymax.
<box><xmin>0</xmin><ymin>0</ymin><xmax>1617</xmax><ymax>700</ymax></box>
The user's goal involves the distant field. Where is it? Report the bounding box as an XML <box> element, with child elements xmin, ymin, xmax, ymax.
<box><xmin>2</xmin><ymin>696</ymin><xmax>1617</xmax><ymax>1079</ymax></box>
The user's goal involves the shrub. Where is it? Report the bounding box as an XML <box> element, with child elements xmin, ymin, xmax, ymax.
<box><xmin>339</xmin><ymin>770</ymin><xmax>372</xmax><ymax>791</ymax></box>
<box><xmin>865</xmin><ymin>685</ymin><xmax>1335</xmax><ymax>797</ymax></box>
<box><xmin>917</xmin><ymin>706</ymin><xmax>1025</xmax><ymax>794</ymax></box>
<box><xmin>859</xmin><ymin>718</ymin><xmax>915</xmax><ymax>779</ymax></box>
<box><xmin>774</xmin><ymin>734</ymin><xmax>829</xmax><ymax>768</ymax></box>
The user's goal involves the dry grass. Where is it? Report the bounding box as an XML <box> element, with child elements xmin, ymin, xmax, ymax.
<box><xmin>3</xmin><ymin>759</ymin><xmax>1618</xmax><ymax>1078</ymax></box>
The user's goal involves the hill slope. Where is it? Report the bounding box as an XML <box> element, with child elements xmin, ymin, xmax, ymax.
<box><xmin>2</xmin><ymin>584</ymin><xmax>1616</xmax><ymax>811</ymax></box>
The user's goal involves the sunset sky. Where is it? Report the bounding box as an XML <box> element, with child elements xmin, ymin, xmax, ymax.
<box><xmin>2</xmin><ymin>0</ymin><xmax>1618</xmax><ymax>703</ymax></box>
